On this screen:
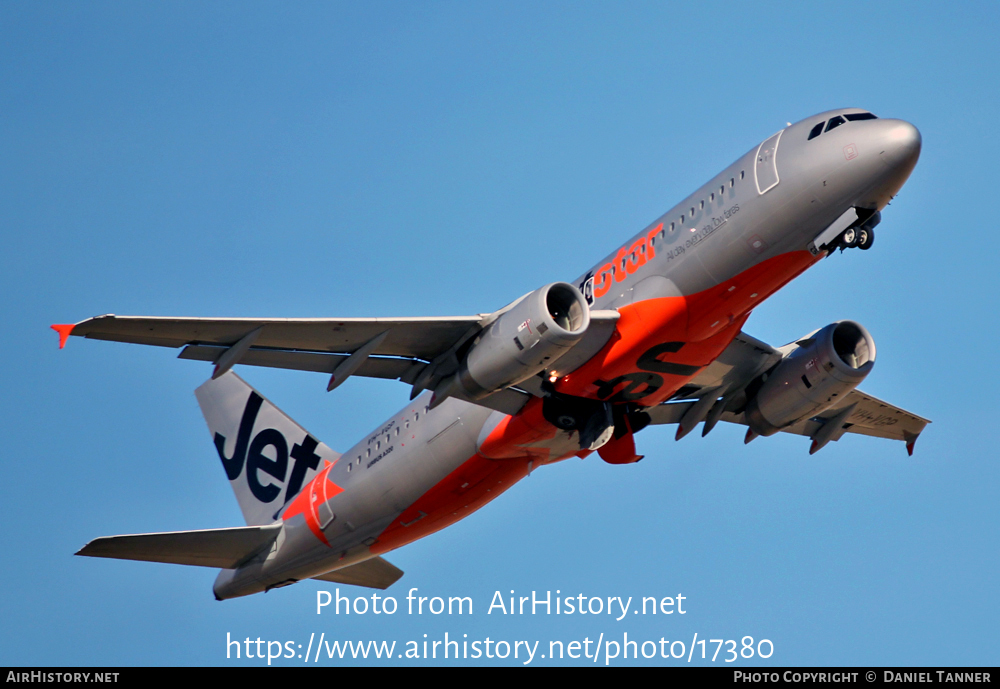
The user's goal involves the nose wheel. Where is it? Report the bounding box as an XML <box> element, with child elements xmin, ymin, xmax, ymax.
<box><xmin>856</xmin><ymin>226</ymin><xmax>874</xmax><ymax>250</ymax></box>
<box><xmin>839</xmin><ymin>226</ymin><xmax>874</xmax><ymax>251</ymax></box>
<box><xmin>841</xmin><ymin>227</ymin><xmax>857</xmax><ymax>248</ymax></box>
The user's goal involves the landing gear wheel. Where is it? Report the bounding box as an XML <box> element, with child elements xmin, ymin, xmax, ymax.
<box><xmin>841</xmin><ymin>227</ymin><xmax>858</xmax><ymax>249</ymax></box>
<box><xmin>857</xmin><ymin>227</ymin><xmax>874</xmax><ymax>250</ymax></box>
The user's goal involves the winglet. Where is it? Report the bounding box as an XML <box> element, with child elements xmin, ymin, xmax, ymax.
<box><xmin>904</xmin><ymin>431</ymin><xmax>920</xmax><ymax>456</ymax></box>
<box><xmin>51</xmin><ymin>324</ymin><xmax>75</xmax><ymax>349</ymax></box>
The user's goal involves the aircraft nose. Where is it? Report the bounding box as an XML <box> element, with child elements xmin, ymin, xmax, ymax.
<box><xmin>879</xmin><ymin>120</ymin><xmax>921</xmax><ymax>173</ymax></box>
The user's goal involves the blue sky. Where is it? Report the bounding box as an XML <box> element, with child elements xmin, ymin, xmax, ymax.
<box><xmin>2</xmin><ymin>1</ymin><xmax>998</xmax><ymax>666</ymax></box>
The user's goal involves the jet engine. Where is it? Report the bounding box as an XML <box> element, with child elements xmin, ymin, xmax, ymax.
<box><xmin>744</xmin><ymin>320</ymin><xmax>875</xmax><ymax>436</ymax></box>
<box><xmin>441</xmin><ymin>282</ymin><xmax>590</xmax><ymax>400</ymax></box>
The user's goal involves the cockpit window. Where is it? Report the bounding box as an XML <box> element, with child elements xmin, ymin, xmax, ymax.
<box><xmin>809</xmin><ymin>112</ymin><xmax>878</xmax><ymax>140</ymax></box>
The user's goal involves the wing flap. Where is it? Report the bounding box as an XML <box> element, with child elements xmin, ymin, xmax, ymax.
<box><xmin>311</xmin><ymin>556</ymin><xmax>403</xmax><ymax>590</ymax></box>
<box><xmin>645</xmin><ymin>387</ymin><xmax>928</xmax><ymax>450</ymax></box>
<box><xmin>179</xmin><ymin>344</ymin><xmax>423</xmax><ymax>380</ymax></box>
<box><xmin>786</xmin><ymin>389</ymin><xmax>929</xmax><ymax>441</ymax></box>
<box><xmin>76</xmin><ymin>523</ymin><xmax>283</xmax><ymax>569</ymax></box>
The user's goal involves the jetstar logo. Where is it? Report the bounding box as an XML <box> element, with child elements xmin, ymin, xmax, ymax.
<box><xmin>282</xmin><ymin>462</ymin><xmax>343</xmax><ymax>546</ymax></box>
<box><xmin>590</xmin><ymin>224</ymin><xmax>663</xmax><ymax>300</ymax></box>
<box><xmin>213</xmin><ymin>392</ymin><xmax>324</xmax><ymax>505</ymax></box>
<box><xmin>592</xmin><ymin>341</ymin><xmax>703</xmax><ymax>402</ymax></box>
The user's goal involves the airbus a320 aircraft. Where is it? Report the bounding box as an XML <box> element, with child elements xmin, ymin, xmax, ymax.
<box><xmin>57</xmin><ymin>108</ymin><xmax>928</xmax><ymax>599</ymax></box>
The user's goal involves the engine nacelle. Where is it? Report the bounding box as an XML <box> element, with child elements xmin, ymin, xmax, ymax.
<box><xmin>448</xmin><ymin>282</ymin><xmax>590</xmax><ymax>400</ymax></box>
<box><xmin>745</xmin><ymin>320</ymin><xmax>875</xmax><ymax>436</ymax></box>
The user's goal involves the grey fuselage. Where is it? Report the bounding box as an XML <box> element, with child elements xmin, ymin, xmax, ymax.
<box><xmin>214</xmin><ymin>109</ymin><xmax>921</xmax><ymax>599</ymax></box>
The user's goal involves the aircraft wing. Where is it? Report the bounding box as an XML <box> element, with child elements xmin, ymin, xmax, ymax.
<box><xmin>54</xmin><ymin>312</ymin><xmax>621</xmax><ymax>416</ymax></box>
<box><xmin>58</xmin><ymin>314</ymin><xmax>486</xmax><ymax>360</ymax></box>
<box><xmin>645</xmin><ymin>330</ymin><xmax>929</xmax><ymax>454</ymax></box>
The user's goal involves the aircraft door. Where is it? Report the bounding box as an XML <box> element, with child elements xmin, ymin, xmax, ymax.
<box><xmin>754</xmin><ymin>131</ymin><xmax>782</xmax><ymax>194</ymax></box>
<box><xmin>316</xmin><ymin>465</ymin><xmax>336</xmax><ymax>529</ymax></box>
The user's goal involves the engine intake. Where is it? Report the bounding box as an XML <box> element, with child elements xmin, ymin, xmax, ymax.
<box><xmin>446</xmin><ymin>282</ymin><xmax>590</xmax><ymax>400</ymax></box>
<box><xmin>744</xmin><ymin>320</ymin><xmax>875</xmax><ymax>436</ymax></box>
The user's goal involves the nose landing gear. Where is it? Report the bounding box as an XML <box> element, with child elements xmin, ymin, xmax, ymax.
<box><xmin>839</xmin><ymin>210</ymin><xmax>879</xmax><ymax>251</ymax></box>
<box><xmin>856</xmin><ymin>226</ymin><xmax>874</xmax><ymax>250</ymax></box>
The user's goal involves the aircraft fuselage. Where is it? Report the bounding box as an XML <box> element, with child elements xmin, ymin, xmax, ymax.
<box><xmin>212</xmin><ymin>109</ymin><xmax>921</xmax><ymax>599</ymax></box>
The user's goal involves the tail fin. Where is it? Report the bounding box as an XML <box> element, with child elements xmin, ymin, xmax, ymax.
<box><xmin>195</xmin><ymin>372</ymin><xmax>340</xmax><ymax>526</ymax></box>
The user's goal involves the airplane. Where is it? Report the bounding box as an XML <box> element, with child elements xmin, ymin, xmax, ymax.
<box><xmin>56</xmin><ymin>108</ymin><xmax>929</xmax><ymax>599</ymax></box>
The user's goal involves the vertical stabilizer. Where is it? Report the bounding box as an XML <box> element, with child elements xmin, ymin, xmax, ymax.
<box><xmin>195</xmin><ymin>372</ymin><xmax>340</xmax><ymax>525</ymax></box>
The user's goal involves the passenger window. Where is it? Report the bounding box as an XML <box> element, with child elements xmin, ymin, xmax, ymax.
<box><xmin>710</xmin><ymin>193</ymin><xmax>715</xmax><ymax>202</ymax></box>
<box><xmin>348</xmin><ymin>463</ymin><xmax>352</xmax><ymax>472</ymax></box>
<box><xmin>669</xmin><ymin>222</ymin><xmax>675</xmax><ymax>232</ymax></box>
<box><xmin>845</xmin><ymin>112</ymin><xmax>877</xmax><ymax>121</ymax></box>
<box><xmin>700</xmin><ymin>200</ymin><xmax>704</xmax><ymax>210</ymax></box>
<box><xmin>825</xmin><ymin>116</ymin><xmax>846</xmax><ymax>132</ymax></box>
<box><xmin>730</xmin><ymin>178</ymin><xmax>734</xmax><ymax>187</ymax></box>
<box><xmin>808</xmin><ymin>122</ymin><xmax>824</xmax><ymax>140</ymax></box>
<box><xmin>740</xmin><ymin>171</ymin><xmax>745</xmax><ymax>179</ymax></box>
<box><xmin>680</xmin><ymin>214</ymin><xmax>685</xmax><ymax>223</ymax></box>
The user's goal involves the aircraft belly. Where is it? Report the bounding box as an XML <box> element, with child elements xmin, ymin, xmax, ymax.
<box><xmin>368</xmin><ymin>398</ymin><xmax>533</xmax><ymax>553</ymax></box>
<box><xmin>372</xmin><ymin>453</ymin><xmax>532</xmax><ymax>555</ymax></box>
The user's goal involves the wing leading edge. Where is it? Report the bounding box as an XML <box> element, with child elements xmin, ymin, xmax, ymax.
<box><xmin>56</xmin><ymin>314</ymin><xmax>486</xmax><ymax>359</ymax></box>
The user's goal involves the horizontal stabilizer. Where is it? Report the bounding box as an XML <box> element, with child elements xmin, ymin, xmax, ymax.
<box><xmin>76</xmin><ymin>523</ymin><xmax>282</xmax><ymax>569</ymax></box>
<box><xmin>312</xmin><ymin>557</ymin><xmax>404</xmax><ymax>590</ymax></box>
